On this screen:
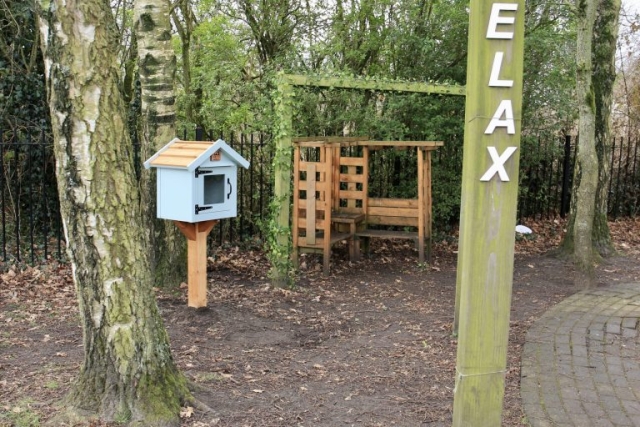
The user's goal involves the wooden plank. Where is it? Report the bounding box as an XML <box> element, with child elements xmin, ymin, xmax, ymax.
<box><xmin>333</xmin><ymin>145</ymin><xmax>341</xmax><ymax>210</ymax></box>
<box><xmin>334</xmin><ymin>206</ymin><xmax>364</xmax><ymax>215</ymax></box>
<box><xmin>357</xmin><ymin>141</ymin><xmax>444</xmax><ymax>148</ymax></box>
<box><xmin>186</xmin><ymin>220</ymin><xmax>217</xmax><ymax>308</ymax></box>
<box><xmin>368</xmin><ymin>206</ymin><xmax>418</xmax><ymax>218</ymax></box>
<box><xmin>299</xmin><ymin>180</ymin><xmax>330</xmax><ymax>193</ymax></box>
<box><xmin>426</xmin><ymin>150</ymin><xmax>433</xmax><ymax>239</ymax></box>
<box><xmin>305</xmin><ymin>163</ymin><xmax>316</xmax><ymax>245</ymax></box>
<box><xmin>172</xmin><ymin>140</ymin><xmax>213</xmax><ymax>146</ymax></box>
<box><xmin>296</xmin><ymin>217</ymin><xmax>329</xmax><ymax>229</ymax></box>
<box><xmin>299</xmin><ymin>162</ymin><xmax>330</xmax><ymax>173</ymax></box>
<box><xmin>293</xmin><ymin>141</ymin><xmax>342</xmax><ymax>148</ymax></box>
<box><xmin>296</xmin><ymin>232</ymin><xmax>351</xmax><ymax>248</ymax></box>
<box><xmin>150</xmin><ymin>156</ymin><xmax>193</xmax><ymax>168</ymax></box>
<box><xmin>356</xmin><ymin>229</ymin><xmax>418</xmax><ymax>239</ymax></box>
<box><xmin>339</xmin><ymin>173</ymin><xmax>365</xmax><ymax>183</ymax></box>
<box><xmin>418</xmin><ymin>147</ymin><xmax>425</xmax><ymax>263</ymax></box>
<box><xmin>162</xmin><ymin>148</ymin><xmax>205</xmax><ymax>156</ymax></box>
<box><xmin>363</xmin><ymin>147</ymin><xmax>369</xmax><ymax>226</ymax></box>
<box><xmin>292</xmin><ymin>136</ymin><xmax>368</xmax><ymax>143</ymax></box>
<box><xmin>369</xmin><ymin>198</ymin><xmax>419</xmax><ymax>208</ymax></box>
<box><xmin>323</xmin><ymin>151</ymin><xmax>333</xmax><ymax>275</ymax></box>
<box><xmin>282</xmin><ymin>74</ymin><xmax>466</xmax><ymax>96</ymax></box>
<box><xmin>348</xmin><ymin>164</ymin><xmax>356</xmax><ymax>209</ymax></box>
<box><xmin>366</xmin><ymin>215</ymin><xmax>418</xmax><ymax>227</ymax></box>
<box><xmin>339</xmin><ymin>157</ymin><xmax>365</xmax><ymax>166</ymax></box>
<box><xmin>338</xmin><ymin>190</ymin><xmax>365</xmax><ymax>200</ymax></box>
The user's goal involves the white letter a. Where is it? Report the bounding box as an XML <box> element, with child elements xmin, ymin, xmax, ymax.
<box><xmin>484</xmin><ymin>100</ymin><xmax>515</xmax><ymax>134</ymax></box>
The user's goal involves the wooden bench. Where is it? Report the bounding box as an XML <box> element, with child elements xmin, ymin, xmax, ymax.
<box><xmin>355</xmin><ymin>197</ymin><xmax>431</xmax><ymax>263</ymax></box>
<box><xmin>292</xmin><ymin>139</ymin><xmax>438</xmax><ymax>273</ymax></box>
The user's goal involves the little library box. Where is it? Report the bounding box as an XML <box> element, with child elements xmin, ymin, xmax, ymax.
<box><xmin>144</xmin><ymin>138</ymin><xmax>250</xmax><ymax>223</ymax></box>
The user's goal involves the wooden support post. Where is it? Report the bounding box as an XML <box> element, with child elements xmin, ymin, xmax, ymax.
<box><xmin>452</xmin><ymin>1</ymin><xmax>524</xmax><ymax>426</ymax></box>
<box><xmin>323</xmin><ymin>150</ymin><xmax>333</xmax><ymax>276</ymax></box>
<box><xmin>417</xmin><ymin>147</ymin><xmax>425</xmax><ymax>263</ymax></box>
<box><xmin>292</xmin><ymin>145</ymin><xmax>301</xmax><ymax>267</ymax></box>
<box><xmin>174</xmin><ymin>220</ymin><xmax>217</xmax><ymax>308</ymax></box>
<box><xmin>425</xmin><ymin>149</ymin><xmax>433</xmax><ymax>263</ymax></box>
<box><xmin>270</xmin><ymin>77</ymin><xmax>294</xmax><ymax>286</ymax></box>
<box><xmin>306</xmin><ymin>164</ymin><xmax>317</xmax><ymax>245</ymax></box>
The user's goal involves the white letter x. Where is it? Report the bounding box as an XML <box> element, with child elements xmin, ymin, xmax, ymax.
<box><xmin>480</xmin><ymin>146</ymin><xmax>518</xmax><ymax>182</ymax></box>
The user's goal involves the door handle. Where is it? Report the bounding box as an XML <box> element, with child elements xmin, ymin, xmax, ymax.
<box><xmin>227</xmin><ymin>178</ymin><xmax>232</xmax><ymax>199</ymax></box>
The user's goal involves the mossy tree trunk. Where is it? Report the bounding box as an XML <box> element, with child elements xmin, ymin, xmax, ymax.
<box><xmin>561</xmin><ymin>0</ymin><xmax>620</xmax><ymax>279</ymax></box>
<box><xmin>134</xmin><ymin>0</ymin><xmax>187</xmax><ymax>288</ymax></box>
<box><xmin>570</xmin><ymin>0</ymin><xmax>599</xmax><ymax>288</ymax></box>
<box><xmin>592</xmin><ymin>0</ymin><xmax>620</xmax><ymax>256</ymax></box>
<box><xmin>38</xmin><ymin>0</ymin><xmax>189</xmax><ymax>425</ymax></box>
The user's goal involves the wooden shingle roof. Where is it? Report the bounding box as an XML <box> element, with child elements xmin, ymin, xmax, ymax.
<box><xmin>144</xmin><ymin>138</ymin><xmax>249</xmax><ymax>171</ymax></box>
<box><xmin>148</xmin><ymin>140</ymin><xmax>213</xmax><ymax>168</ymax></box>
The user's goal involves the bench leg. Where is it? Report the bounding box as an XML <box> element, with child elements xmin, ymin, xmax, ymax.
<box><xmin>323</xmin><ymin>249</ymin><xmax>330</xmax><ymax>276</ymax></box>
<box><xmin>418</xmin><ymin>238</ymin><xmax>425</xmax><ymax>264</ymax></box>
<box><xmin>361</xmin><ymin>236</ymin><xmax>370</xmax><ymax>257</ymax></box>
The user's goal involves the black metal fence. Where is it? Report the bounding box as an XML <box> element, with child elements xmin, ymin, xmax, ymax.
<box><xmin>2</xmin><ymin>128</ymin><xmax>639</xmax><ymax>266</ymax></box>
<box><xmin>518</xmin><ymin>135</ymin><xmax>640</xmax><ymax>220</ymax></box>
<box><xmin>0</xmin><ymin>127</ymin><xmax>274</xmax><ymax>265</ymax></box>
<box><xmin>0</xmin><ymin>128</ymin><xmax>63</xmax><ymax>264</ymax></box>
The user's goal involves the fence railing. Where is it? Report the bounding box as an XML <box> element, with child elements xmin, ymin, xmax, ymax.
<box><xmin>517</xmin><ymin>135</ymin><xmax>640</xmax><ymax>220</ymax></box>
<box><xmin>2</xmin><ymin>128</ymin><xmax>639</xmax><ymax>266</ymax></box>
<box><xmin>0</xmin><ymin>128</ymin><xmax>64</xmax><ymax>264</ymax></box>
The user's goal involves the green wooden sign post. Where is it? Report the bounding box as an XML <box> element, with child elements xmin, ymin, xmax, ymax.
<box><xmin>452</xmin><ymin>1</ymin><xmax>525</xmax><ymax>426</ymax></box>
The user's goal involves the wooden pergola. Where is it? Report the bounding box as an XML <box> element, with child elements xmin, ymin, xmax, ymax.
<box><xmin>270</xmin><ymin>73</ymin><xmax>466</xmax><ymax>283</ymax></box>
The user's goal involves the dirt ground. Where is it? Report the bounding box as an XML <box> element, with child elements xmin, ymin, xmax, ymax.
<box><xmin>1</xmin><ymin>217</ymin><xmax>639</xmax><ymax>427</ymax></box>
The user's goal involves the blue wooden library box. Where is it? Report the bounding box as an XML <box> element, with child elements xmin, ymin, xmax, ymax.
<box><xmin>144</xmin><ymin>138</ymin><xmax>250</xmax><ymax>223</ymax></box>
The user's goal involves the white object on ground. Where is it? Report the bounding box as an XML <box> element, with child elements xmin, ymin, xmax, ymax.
<box><xmin>515</xmin><ymin>225</ymin><xmax>532</xmax><ymax>234</ymax></box>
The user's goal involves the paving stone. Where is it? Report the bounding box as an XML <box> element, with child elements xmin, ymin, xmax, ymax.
<box><xmin>620</xmin><ymin>399</ymin><xmax>640</xmax><ymax>416</ymax></box>
<box><xmin>606</xmin><ymin>319</ymin><xmax>622</xmax><ymax>335</ymax></box>
<box><xmin>577</xmin><ymin>387</ymin><xmax>599</xmax><ymax>403</ymax></box>
<box><xmin>605</xmin><ymin>410</ymin><xmax>633</xmax><ymax>426</ymax></box>
<box><xmin>621</xmin><ymin>318</ymin><xmax>638</xmax><ymax>329</ymax></box>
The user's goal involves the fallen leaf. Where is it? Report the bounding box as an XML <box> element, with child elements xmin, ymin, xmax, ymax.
<box><xmin>180</xmin><ymin>406</ymin><xmax>194</xmax><ymax>418</ymax></box>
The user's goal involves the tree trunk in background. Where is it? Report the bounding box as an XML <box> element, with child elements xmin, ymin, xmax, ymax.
<box><xmin>568</xmin><ymin>0</ymin><xmax>599</xmax><ymax>288</ymax></box>
<box><xmin>561</xmin><ymin>0</ymin><xmax>621</xmax><ymax>279</ymax></box>
<box><xmin>135</xmin><ymin>0</ymin><xmax>187</xmax><ymax>288</ymax></box>
<box><xmin>592</xmin><ymin>0</ymin><xmax>621</xmax><ymax>256</ymax></box>
<box><xmin>171</xmin><ymin>0</ymin><xmax>197</xmax><ymax>125</ymax></box>
<box><xmin>38</xmin><ymin>0</ymin><xmax>189</xmax><ymax>424</ymax></box>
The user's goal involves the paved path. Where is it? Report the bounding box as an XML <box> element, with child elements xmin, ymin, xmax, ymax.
<box><xmin>522</xmin><ymin>283</ymin><xmax>640</xmax><ymax>427</ymax></box>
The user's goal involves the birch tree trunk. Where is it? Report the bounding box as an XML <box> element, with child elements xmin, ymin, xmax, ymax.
<box><xmin>38</xmin><ymin>0</ymin><xmax>189</xmax><ymax>424</ymax></box>
<box><xmin>569</xmin><ymin>0</ymin><xmax>599</xmax><ymax>288</ymax></box>
<box><xmin>134</xmin><ymin>0</ymin><xmax>187</xmax><ymax>288</ymax></box>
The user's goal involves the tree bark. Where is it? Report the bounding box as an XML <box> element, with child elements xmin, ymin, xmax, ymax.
<box><xmin>38</xmin><ymin>0</ymin><xmax>189</xmax><ymax>424</ymax></box>
<box><xmin>134</xmin><ymin>0</ymin><xmax>187</xmax><ymax>288</ymax></box>
<box><xmin>171</xmin><ymin>0</ymin><xmax>197</xmax><ymax>125</ymax></box>
<box><xmin>570</xmin><ymin>0</ymin><xmax>599</xmax><ymax>288</ymax></box>
<box><xmin>592</xmin><ymin>0</ymin><xmax>621</xmax><ymax>256</ymax></box>
<box><xmin>560</xmin><ymin>0</ymin><xmax>621</xmax><ymax>278</ymax></box>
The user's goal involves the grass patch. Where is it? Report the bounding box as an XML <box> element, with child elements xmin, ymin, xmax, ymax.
<box><xmin>0</xmin><ymin>399</ymin><xmax>40</xmax><ymax>427</ymax></box>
